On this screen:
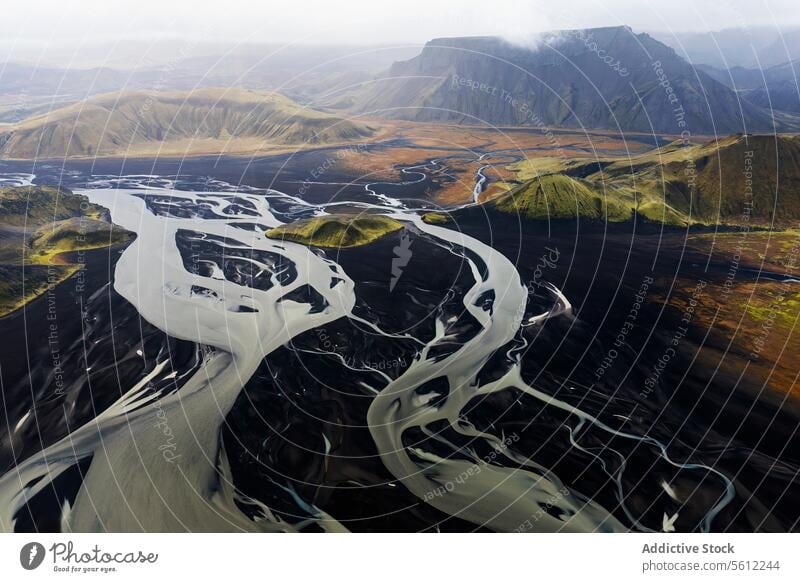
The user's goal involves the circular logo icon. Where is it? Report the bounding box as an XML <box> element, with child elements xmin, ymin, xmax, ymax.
<box><xmin>19</xmin><ymin>542</ymin><xmax>46</xmax><ymax>570</ymax></box>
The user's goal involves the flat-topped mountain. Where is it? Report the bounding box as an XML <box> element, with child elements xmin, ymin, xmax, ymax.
<box><xmin>335</xmin><ymin>26</ymin><xmax>785</xmax><ymax>134</ymax></box>
<box><xmin>0</xmin><ymin>88</ymin><xmax>377</xmax><ymax>159</ymax></box>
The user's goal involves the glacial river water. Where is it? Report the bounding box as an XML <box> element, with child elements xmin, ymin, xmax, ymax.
<box><xmin>0</xmin><ymin>169</ymin><xmax>744</xmax><ymax>532</ymax></box>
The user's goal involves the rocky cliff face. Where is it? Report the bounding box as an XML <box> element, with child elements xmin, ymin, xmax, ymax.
<box><xmin>344</xmin><ymin>26</ymin><xmax>782</xmax><ymax>134</ymax></box>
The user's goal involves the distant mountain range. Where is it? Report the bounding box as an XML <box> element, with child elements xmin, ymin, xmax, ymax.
<box><xmin>0</xmin><ymin>44</ymin><xmax>421</xmax><ymax>122</ymax></box>
<box><xmin>697</xmin><ymin>61</ymin><xmax>800</xmax><ymax>114</ymax></box>
<box><xmin>1</xmin><ymin>27</ymin><xmax>798</xmax><ymax>155</ymax></box>
<box><xmin>650</xmin><ymin>28</ymin><xmax>800</xmax><ymax>116</ymax></box>
<box><xmin>0</xmin><ymin>88</ymin><xmax>376</xmax><ymax>159</ymax></box>
<box><xmin>329</xmin><ymin>26</ymin><xmax>786</xmax><ymax>134</ymax></box>
<box><xmin>652</xmin><ymin>27</ymin><xmax>800</xmax><ymax>70</ymax></box>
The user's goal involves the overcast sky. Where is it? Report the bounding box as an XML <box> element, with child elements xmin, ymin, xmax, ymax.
<box><xmin>3</xmin><ymin>0</ymin><xmax>798</xmax><ymax>51</ymax></box>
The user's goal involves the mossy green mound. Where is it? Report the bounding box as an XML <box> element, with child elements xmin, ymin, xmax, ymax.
<box><xmin>266</xmin><ymin>215</ymin><xmax>404</xmax><ymax>248</ymax></box>
<box><xmin>492</xmin><ymin>174</ymin><xmax>633</xmax><ymax>222</ymax></box>
<box><xmin>29</xmin><ymin>217</ymin><xmax>131</xmax><ymax>263</ymax></box>
<box><xmin>0</xmin><ymin>186</ymin><xmax>131</xmax><ymax>317</ymax></box>
<box><xmin>503</xmin><ymin>134</ymin><xmax>800</xmax><ymax>227</ymax></box>
<box><xmin>0</xmin><ymin>185</ymin><xmax>106</xmax><ymax>226</ymax></box>
<box><xmin>422</xmin><ymin>212</ymin><xmax>451</xmax><ymax>224</ymax></box>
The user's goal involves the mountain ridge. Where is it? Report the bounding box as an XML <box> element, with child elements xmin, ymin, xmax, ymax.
<box><xmin>329</xmin><ymin>26</ymin><xmax>788</xmax><ymax>134</ymax></box>
<box><xmin>0</xmin><ymin>88</ymin><xmax>377</xmax><ymax>159</ymax></box>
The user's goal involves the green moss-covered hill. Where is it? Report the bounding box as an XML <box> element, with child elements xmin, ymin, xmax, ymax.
<box><xmin>492</xmin><ymin>174</ymin><xmax>635</xmax><ymax>223</ymax></box>
<box><xmin>496</xmin><ymin>134</ymin><xmax>800</xmax><ymax>227</ymax></box>
<box><xmin>0</xmin><ymin>185</ymin><xmax>130</xmax><ymax>316</ymax></box>
<box><xmin>266</xmin><ymin>215</ymin><xmax>404</xmax><ymax>248</ymax></box>
<box><xmin>0</xmin><ymin>184</ymin><xmax>106</xmax><ymax>227</ymax></box>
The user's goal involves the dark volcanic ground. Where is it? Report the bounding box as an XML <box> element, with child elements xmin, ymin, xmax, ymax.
<box><xmin>0</xmin><ymin>154</ymin><xmax>798</xmax><ymax>532</ymax></box>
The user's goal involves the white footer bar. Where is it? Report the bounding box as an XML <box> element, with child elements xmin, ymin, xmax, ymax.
<box><xmin>1</xmin><ymin>533</ymin><xmax>796</xmax><ymax>580</ymax></box>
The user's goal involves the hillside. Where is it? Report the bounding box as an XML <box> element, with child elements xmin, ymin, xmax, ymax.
<box><xmin>598</xmin><ymin>134</ymin><xmax>800</xmax><ymax>225</ymax></box>
<box><xmin>0</xmin><ymin>185</ymin><xmax>105</xmax><ymax>228</ymax></box>
<box><xmin>332</xmin><ymin>27</ymin><xmax>784</xmax><ymax>134</ymax></box>
<box><xmin>266</xmin><ymin>215</ymin><xmax>404</xmax><ymax>248</ymax></box>
<box><xmin>492</xmin><ymin>174</ymin><xmax>633</xmax><ymax>222</ymax></box>
<box><xmin>0</xmin><ymin>88</ymin><xmax>378</xmax><ymax>159</ymax></box>
<box><xmin>0</xmin><ymin>185</ymin><xmax>130</xmax><ymax>315</ymax></box>
<box><xmin>493</xmin><ymin>134</ymin><xmax>800</xmax><ymax>226</ymax></box>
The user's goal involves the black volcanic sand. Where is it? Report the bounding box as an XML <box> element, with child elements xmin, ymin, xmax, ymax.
<box><xmin>0</xmin><ymin>243</ymin><xmax>200</xmax><ymax>532</ymax></box>
<box><xmin>0</xmin><ymin>156</ymin><xmax>798</xmax><ymax>532</ymax></box>
<box><xmin>222</xmin><ymin>232</ymin><xmax>489</xmax><ymax>532</ymax></box>
<box><xmin>447</xmin><ymin>209</ymin><xmax>799</xmax><ymax>532</ymax></box>
<box><xmin>223</xmin><ymin>214</ymin><xmax>800</xmax><ymax>532</ymax></box>
<box><xmin>0</xmin><ymin>143</ymin><xmax>438</xmax><ymax>206</ymax></box>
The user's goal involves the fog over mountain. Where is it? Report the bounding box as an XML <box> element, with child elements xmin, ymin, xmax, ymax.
<box><xmin>329</xmin><ymin>26</ymin><xmax>786</xmax><ymax>134</ymax></box>
<box><xmin>3</xmin><ymin>0</ymin><xmax>800</xmax><ymax>49</ymax></box>
<box><xmin>3</xmin><ymin>25</ymin><xmax>798</xmax><ymax>139</ymax></box>
<box><xmin>652</xmin><ymin>27</ymin><xmax>800</xmax><ymax>69</ymax></box>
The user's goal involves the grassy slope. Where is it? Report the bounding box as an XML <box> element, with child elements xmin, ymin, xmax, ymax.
<box><xmin>0</xmin><ymin>186</ymin><xmax>130</xmax><ymax>316</ymax></box>
<box><xmin>422</xmin><ymin>212</ymin><xmax>452</xmax><ymax>224</ymax></box>
<box><xmin>266</xmin><ymin>215</ymin><xmax>404</xmax><ymax>248</ymax></box>
<box><xmin>28</xmin><ymin>217</ymin><xmax>130</xmax><ymax>264</ymax></box>
<box><xmin>0</xmin><ymin>88</ymin><xmax>378</xmax><ymax>159</ymax></box>
<box><xmin>0</xmin><ymin>185</ymin><xmax>104</xmax><ymax>226</ymax></box>
<box><xmin>0</xmin><ymin>264</ymin><xmax>75</xmax><ymax>316</ymax></box>
<box><xmin>491</xmin><ymin>174</ymin><xmax>638</xmax><ymax>223</ymax></box>
<box><xmin>500</xmin><ymin>135</ymin><xmax>800</xmax><ymax>226</ymax></box>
